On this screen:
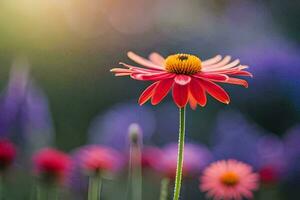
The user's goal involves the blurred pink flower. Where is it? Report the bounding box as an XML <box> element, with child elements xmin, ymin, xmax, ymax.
<box><xmin>79</xmin><ymin>145</ymin><xmax>123</xmax><ymax>174</ymax></box>
<box><xmin>0</xmin><ymin>139</ymin><xmax>16</xmax><ymax>171</ymax></box>
<box><xmin>153</xmin><ymin>143</ymin><xmax>212</xmax><ymax>179</ymax></box>
<box><xmin>141</xmin><ymin>146</ymin><xmax>163</xmax><ymax>169</ymax></box>
<box><xmin>200</xmin><ymin>159</ymin><xmax>259</xmax><ymax>200</ymax></box>
<box><xmin>32</xmin><ymin>148</ymin><xmax>70</xmax><ymax>183</ymax></box>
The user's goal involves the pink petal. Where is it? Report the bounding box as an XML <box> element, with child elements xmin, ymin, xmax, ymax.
<box><xmin>149</xmin><ymin>52</ymin><xmax>165</xmax><ymax>66</ymax></box>
<box><xmin>174</xmin><ymin>75</ymin><xmax>192</xmax><ymax>85</ymax></box>
<box><xmin>131</xmin><ymin>72</ymin><xmax>175</xmax><ymax>81</ymax></box>
<box><xmin>127</xmin><ymin>51</ymin><xmax>164</xmax><ymax>70</ymax></box>
<box><xmin>225</xmin><ymin>77</ymin><xmax>249</xmax><ymax>88</ymax></box>
<box><xmin>199</xmin><ymin>79</ymin><xmax>230</xmax><ymax>104</ymax></box>
<box><xmin>110</xmin><ymin>68</ymin><xmax>132</xmax><ymax>73</ymax></box>
<box><xmin>115</xmin><ymin>73</ymin><xmax>132</xmax><ymax>76</ymax></box>
<box><xmin>172</xmin><ymin>83</ymin><xmax>189</xmax><ymax>108</ymax></box>
<box><xmin>203</xmin><ymin>59</ymin><xmax>240</xmax><ymax>71</ymax></box>
<box><xmin>189</xmin><ymin>78</ymin><xmax>207</xmax><ymax>106</ymax></box>
<box><xmin>151</xmin><ymin>79</ymin><xmax>174</xmax><ymax>105</ymax></box>
<box><xmin>138</xmin><ymin>82</ymin><xmax>158</xmax><ymax>105</ymax></box>
<box><xmin>119</xmin><ymin>62</ymin><xmax>162</xmax><ymax>73</ymax></box>
<box><xmin>194</xmin><ymin>73</ymin><xmax>228</xmax><ymax>81</ymax></box>
<box><xmin>203</xmin><ymin>56</ymin><xmax>231</xmax><ymax>68</ymax></box>
<box><xmin>229</xmin><ymin>70</ymin><xmax>253</xmax><ymax>77</ymax></box>
<box><xmin>202</xmin><ymin>55</ymin><xmax>222</xmax><ymax>66</ymax></box>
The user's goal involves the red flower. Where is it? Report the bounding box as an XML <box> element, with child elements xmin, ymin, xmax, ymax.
<box><xmin>259</xmin><ymin>165</ymin><xmax>280</xmax><ymax>185</ymax></box>
<box><xmin>111</xmin><ymin>52</ymin><xmax>252</xmax><ymax>109</ymax></box>
<box><xmin>33</xmin><ymin>148</ymin><xmax>70</xmax><ymax>183</ymax></box>
<box><xmin>0</xmin><ymin>139</ymin><xmax>16</xmax><ymax>171</ymax></box>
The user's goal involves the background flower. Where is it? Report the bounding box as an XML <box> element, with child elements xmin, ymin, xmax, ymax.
<box><xmin>211</xmin><ymin>110</ymin><xmax>290</xmax><ymax>185</ymax></box>
<box><xmin>155</xmin><ymin>143</ymin><xmax>212</xmax><ymax>179</ymax></box>
<box><xmin>32</xmin><ymin>148</ymin><xmax>70</xmax><ymax>184</ymax></box>
<box><xmin>68</xmin><ymin>145</ymin><xmax>124</xmax><ymax>198</ymax></box>
<box><xmin>200</xmin><ymin>159</ymin><xmax>259</xmax><ymax>200</ymax></box>
<box><xmin>0</xmin><ymin>62</ymin><xmax>54</xmax><ymax>154</ymax></box>
<box><xmin>0</xmin><ymin>139</ymin><xmax>16</xmax><ymax>171</ymax></box>
<box><xmin>88</xmin><ymin>103</ymin><xmax>155</xmax><ymax>151</ymax></box>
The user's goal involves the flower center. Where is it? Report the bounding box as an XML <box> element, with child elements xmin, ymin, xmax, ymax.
<box><xmin>220</xmin><ymin>171</ymin><xmax>240</xmax><ymax>186</ymax></box>
<box><xmin>165</xmin><ymin>54</ymin><xmax>202</xmax><ymax>75</ymax></box>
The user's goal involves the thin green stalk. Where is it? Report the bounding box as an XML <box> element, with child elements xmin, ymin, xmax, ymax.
<box><xmin>127</xmin><ymin>124</ymin><xmax>142</xmax><ymax>200</ymax></box>
<box><xmin>0</xmin><ymin>175</ymin><xmax>3</xmax><ymax>200</ymax></box>
<box><xmin>49</xmin><ymin>185</ymin><xmax>59</xmax><ymax>200</ymax></box>
<box><xmin>36</xmin><ymin>183</ymin><xmax>47</xmax><ymax>200</ymax></box>
<box><xmin>173</xmin><ymin>107</ymin><xmax>186</xmax><ymax>200</ymax></box>
<box><xmin>132</xmin><ymin>145</ymin><xmax>142</xmax><ymax>200</ymax></box>
<box><xmin>160</xmin><ymin>178</ymin><xmax>170</xmax><ymax>200</ymax></box>
<box><xmin>88</xmin><ymin>174</ymin><xmax>102</xmax><ymax>200</ymax></box>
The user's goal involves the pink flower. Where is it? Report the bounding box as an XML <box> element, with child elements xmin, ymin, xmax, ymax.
<box><xmin>79</xmin><ymin>146</ymin><xmax>123</xmax><ymax>173</ymax></box>
<box><xmin>141</xmin><ymin>146</ymin><xmax>163</xmax><ymax>169</ymax></box>
<box><xmin>200</xmin><ymin>159</ymin><xmax>259</xmax><ymax>200</ymax></box>
<box><xmin>32</xmin><ymin>148</ymin><xmax>71</xmax><ymax>183</ymax></box>
<box><xmin>111</xmin><ymin>52</ymin><xmax>251</xmax><ymax>109</ymax></box>
<box><xmin>0</xmin><ymin>139</ymin><xmax>16</xmax><ymax>171</ymax></box>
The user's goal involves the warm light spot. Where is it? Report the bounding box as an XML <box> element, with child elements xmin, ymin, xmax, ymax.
<box><xmin>165</xmin><ymin>54</ymin><xmax>202</xmax><ymax>75</ymax></box>
<box><xmin>220</xmin><ymin>171</ymin><xmax>239</xmax><ymax>186</ymax></box>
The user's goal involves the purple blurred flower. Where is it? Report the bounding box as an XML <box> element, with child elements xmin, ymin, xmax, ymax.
<box><xmin>0</xmin><ymin>63</ymin><xmax>54</xmax><ymax>151</ymax></box>
<box><xmin>88</xmin><ymin>103</ymin><xmax>156</xmax><ymax>150</ymax></box>
<box><xmin>151</xmin><ymin>103</ymin><xmax>179</xmax><ymax>144</ymax></box>
<box><xmin>256</xmin><ymin>135</ymin><xmax>287</xmax><ymax>184</ymax></box>
<box><xmin>211</xmin><ymin>111</ymin><xmax>288</xmax><ymax>184</ymax></box>
<box><xmin>232</xmin><ymin>39</ymin><xmax>300</xmax><ymax>106</ymax></box>
<box><xmin>211</xmin><ymin>111</ymin><xmax>261</xmax><ymax>167</ymax></box>
<box><xmin>155</xmin><ymin>143</ymin><xmax>212</xmax><ymax>179</ymax></box>
<box><xmin>0</xmin><ymin>66</ymin><xmax>29</xmax><ymax>136</ymax></box>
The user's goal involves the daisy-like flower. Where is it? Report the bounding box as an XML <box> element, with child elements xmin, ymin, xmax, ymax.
<box><xmin>111</xmin><ymin>52</ymin><xmax>252</xmax><ymax>109</ymax></box>
<box><xmin>200</xmin><ymin>159</ymin><xmax>259</xmax><ymax>200</ymax></box>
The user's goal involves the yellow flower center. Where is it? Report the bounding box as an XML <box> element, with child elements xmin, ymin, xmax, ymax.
<box><xmin>220</xmin><ymin>171</ymin><xmax>240</xmax><ymax>186</ymax></box>
<box><xmin>165</xmin><ymin>54</ymin><xmax>202</xmax><ymax>75</ymax></box>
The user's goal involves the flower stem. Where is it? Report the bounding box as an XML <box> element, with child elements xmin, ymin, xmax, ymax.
<box><xmin>127</xmin><ymin>124</ymin><xmax>143</xmax><ymax>200</ymax></box>
<box><xmin>88</xmin><ymin>173</ymin><xmax>102</xmax><ymax>200</ymax></box>
<box><xmin>173</xmin><ymin>107</ymin><xmax>186</xmax><ymax>200</ymax></box>
<box><xmin>36</xmin><ymin>183</ymin><xmax>47</xmax><ymax>200</ymax></box>
<box><xmin>159</xmin><ymin>178</ymin><xmax>170</xmax><ymax>200</ymax></box>
<box><xmin>49</xmin><ymin>185</ymin><xmax>58</xmax><ymax>200</ymax></box>
<box><xmin>0</xmin><ymin>175</ymin><xmax>4</xmax><ymax>200</ymax></box>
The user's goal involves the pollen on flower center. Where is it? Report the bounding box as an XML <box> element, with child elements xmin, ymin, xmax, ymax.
<box><xmin>165</xmin><ymin>54</ymin><xmax>202</xmax><ymax>75</ymax></box>
<box><xmin>220</xmin><ymin>171</ymin><xmax>240</xmax><ymax>186</ymax></box>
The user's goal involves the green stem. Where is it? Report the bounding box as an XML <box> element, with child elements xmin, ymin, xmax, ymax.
<box><xmin>36</xmin><ymin>183</ymin><xmax>47</xmax><ymax>200</ymax></box>
<box><xmin>88</xmin><ymin>174</ymin><xmax>102</xmax><ymax>200</ymax></box>
<box><xmin>173</xmin><ymin>107</ymin><xmax>186</xmax><ymax>200</ymax></box>
<box><xmin>160</xmin><ymin>178</ymin><xmax>170</xmax><ymax>200</ymax></box>
<box><xmin>49</xmin><ymin>185</ymin><xmax>58</xmax><ymax>200</ymax></box>
<box><xmin>0</xmin><ymin>175</ymin><xmax>4</xmax><ymax>200</ymax></box>
<box><xmin>132</xmin><ymin>146</ymin><xmax>142</xmax><ymax>200</ymax></box>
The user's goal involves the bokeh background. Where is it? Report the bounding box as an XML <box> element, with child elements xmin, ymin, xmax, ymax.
<box><xmin>0</xmin><ymin>0</ymin><xmax>299</xmax><ymax>199</ymax></box>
